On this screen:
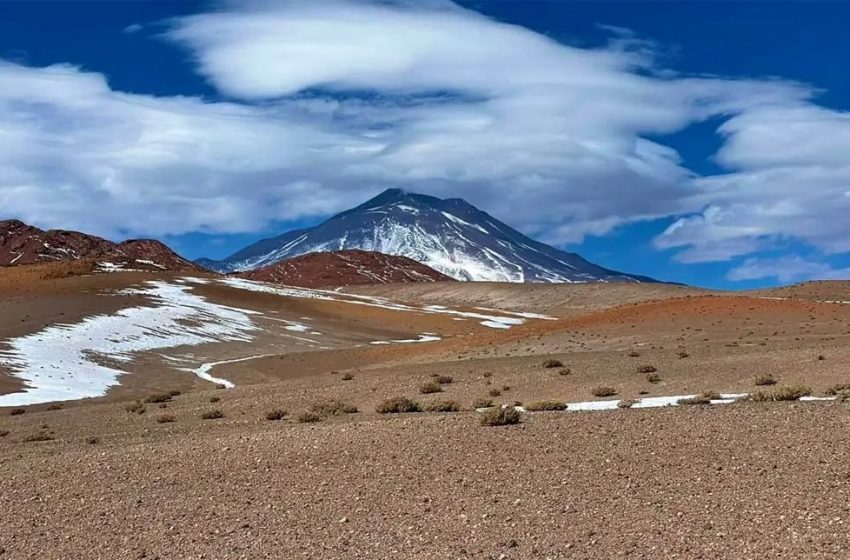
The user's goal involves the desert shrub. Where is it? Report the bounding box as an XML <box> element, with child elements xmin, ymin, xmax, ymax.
<box><xmin>265</xmin><ymin>409</ymin><xmax>287</xmax><ymax>421</ymax></box>
<box><xmin>9</xmin><ymin>408</ymin><xmax>25</xmax><ymax>416</ymax></box>
<box><xmin>45</xmin><ymin>403</ymin><xmax>63</xmax><ymax>411</ymax></box>
<box><xmin>748</xmin><ymin>385</ymin><xmax>812</xmax><ymax>402</ymax></box>
<box><xmin>209</xmin><ymin>396</ymin><xmax>221</xmax><ymax>403</ymax></box>
<box><xmin>419</xmin><ymin>381</ymin><xmax>443</xmax><ymax>394</ymax></box>
<box><xmin>542</xmin><ymin>359</ymin><xmax>563</xmax><ymax>369</ymax></box>
<box><xmin>627</xmin><ymin>351</ymin><xmax>641</xmax><ymax>358</ymax></box>
<box><xmin>825</xmin><ymin>383</ymin><xmax>850</xmax><ymax>396</ymax></box>
<box><xmin>488</xmin><ymin>388</ymin><xmax>502</xmax><ymax>397</ymax></box>
<box><xmin>836</xmin><ymin>392</ymin><xmax>850</xmax><ymax>403</ymax></box>
<box><xmin>200</xmin><ymin>409</ymin><xmax>224</xmax><ymax>420</ymax></box>
<box><xmin>144</xmin><ymin>393</ymin><xmax>172</xmax><ymax>404</ymax></box>
<box><xmin>24</xmin><ymin>431</ymin><xmax>54</xmax><ymax>442</ymax></box>
<box><xmin>472</xmin><ymin>398</ymin><xmax>494</xmax><ymax>409</ymax></box>
<box><xmin>818</xmin><ymin>355</ymin><xmax>826</xmax><ymax>361</ymax></box>
<box><xmin>677</xmin><ymin>351</ymin><xmax>690</xmax><ymax>359</ymax></box>
<box><xmin>432</xmin><ymin>375</ymin><xmax>453</xmax><ymax>384</ymax></box>
<box><xmin>168</xmin><ymin>390</ymin><xmax>182</xmax><ymax>397</ymax></box>
<box><xmin>424</xmin><ymin>400</ymin><xmax>461</xmax><ymax>412</ymax></box>
<box><xmin>592</xmin><ymin>386</ymin><xmax>617</xmax><ymax>397</ymax></box>
<box><xmin>525</xmin><ymin>401</ymin><xmax>567</xmax><ymax>412</ymax></box>
<box><xmin>646</xmin><ymin>373</ymin><xmax>662</xmax><ymax>384</ymax></box>
<box><xmin>86</xmin><ymin>436</ymin><xmax>100</xmax><ymax>445</ymax></box>
<box><xmin>637</xmin><ymin>365</ymin><xmax>657</xmax><ymax>374</ymax></box>
<box><xmin>297</xmin><ymin>411</ymin><xmax>322</xmax><ymax>423</ymax></box>
<box><xmin>341</xmin><ymin>373</ymin><xmax>354</xmax><ymax>381</ymax></box>
<box><xmin>618</xmin><ymin>399</ymin><xmax>638</xmax><ymax>409</ymax></box>
<box><xmin>480</xmin><ymin>407</ymin><xmax>522</xmax><ymax>426</ymax></box>
<box><xmin>678</xmin><ymin>391</ymin><xmax>721</xmax><ymax>405</ymax></box>
<box><xmin>124</xmin><ymin>402</ymin><xmax>145</xmax><ymax>414</ymax></box>
<box><xmin>309</xmin><ymin>400</ymin><xmax>358</xmax><ymax>417</ymax></box>
<box><xmin>376</xmin><ymin>397</ymin><xmax>422</xmax><ymax>414</ymax></box>
<box><xmin>557</xmin><ymin>367</ymin><xmax>572</xmax><ymax>376</ymax></box>
<box><xmin>482</xmin><ymin>372</ymin><xmax>493</xmax><ymax>378</ymax></box>
<box><xmin>0</xmin><ymin>430</ymin><xmax>9</xmax><ymax>437</ymax></box>
<box><xmin>754</xmin><ymin>374</ymin><xmax>777</xmax><ymax>386</ymax></box>
<box><xmin>156</xmin><ymin>414</ymin><xmax>176</xmax><ymax>424</ymax></box>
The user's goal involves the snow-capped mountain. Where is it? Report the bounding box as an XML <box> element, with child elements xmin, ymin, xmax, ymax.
<box><xmin>198</xmin><ymin>189</ymin><xmax>654</xmax><ymax>283</ymax></box>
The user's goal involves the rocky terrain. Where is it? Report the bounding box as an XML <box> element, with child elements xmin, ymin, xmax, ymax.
<box><xmin>2</xmin><ymin>269</ymin><xmax>850</xmax><ymax>559</ymax></box>
<box><xmin>0</xmin><ymin>219</ymin><xmax>201</xmax><ymax>272</ymax></box>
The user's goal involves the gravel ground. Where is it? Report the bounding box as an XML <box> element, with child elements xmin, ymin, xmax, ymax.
<box><xmin>2</xmin><ymin>401</ymin><xmax>850</xmax><ymax>559</ymax></box>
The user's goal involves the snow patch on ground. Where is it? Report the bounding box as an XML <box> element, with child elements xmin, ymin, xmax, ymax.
<box><xmin>186</xmin><ymin>354</ymin><xmax>274</xmax><ymax>389</ymax></box>
<box><xmin>370</xmin><ymin>334</ymin><xmax>442</xmax><ymax>345</ymax></box>
<box><xmin>215</xmin><ymin>277</ymin><xmax>539</xmax><ymax>330</ymax></box>
<box><xmin>0</xmin><ymin>281</ymin><xmax>259</xmax><ymax>406</ymax></box>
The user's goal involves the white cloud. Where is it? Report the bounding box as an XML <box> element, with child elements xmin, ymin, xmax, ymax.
<box><xmin>0</xmin><ymin>0</ymin><xmax>848</xmax><ymax>273</ymax></box>
<box><xmin>728</xmin><ymin>256</ymin><xmax>850</xmax><ymax>283</ymax></box>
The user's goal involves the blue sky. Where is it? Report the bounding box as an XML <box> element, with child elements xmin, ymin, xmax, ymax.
<box><xmin>1</xmin><ymin>0</ymin><xmax>850</xmax><ymax>289</ymax></box>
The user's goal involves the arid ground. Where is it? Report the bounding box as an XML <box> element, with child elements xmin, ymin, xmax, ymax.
<box><xmin>2</xmin><ymin>266</ymin><xmax>850</xmax><ymax>559</ymax></box>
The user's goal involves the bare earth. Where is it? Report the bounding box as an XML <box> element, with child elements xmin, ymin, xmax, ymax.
<box><xmin>2</xmin><ymin>269</ymin><xmax>850</xmax><ymax>559</ymax></box>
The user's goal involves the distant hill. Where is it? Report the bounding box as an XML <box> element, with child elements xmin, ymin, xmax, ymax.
<box><xmin>235</xmin><ymin>249</ymin><xmax>453</xmax><ymax>288</ymax></box>
<box><xmin>0</xmin><ymin>219</ymin><xmax>202</xmax><ymax>272</ymax></box>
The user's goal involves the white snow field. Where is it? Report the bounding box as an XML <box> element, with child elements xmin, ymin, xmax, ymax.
<box><xmin>0</xmin><ymin>281</ymin><xmax>259</xmax><ymax>406</ymax></box>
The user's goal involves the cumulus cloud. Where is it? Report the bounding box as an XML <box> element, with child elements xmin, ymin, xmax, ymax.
<box><xmin>728</xmin><ymin>256</ymin><xmax>850</xmax><ymax>283</ymax></box>
<box><xmin>1</xmin><ymin>0</ymin><xmax>849</xmax><ymax>278</ymax></box>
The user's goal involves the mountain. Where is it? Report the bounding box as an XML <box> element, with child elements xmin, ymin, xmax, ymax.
<box><xmin>0</xmin><ymin>219</ymin><xmax>202</xmax><ymax>272</ymax></box>
<box><xmin>199</xmin><ymin>189</ymin><xmax>655</xmax><ymax>283</ymax></box>
<box><xmin>235</xmin><ymin>249</ymin><xmax>453</xmax><ymax>288</ymax></box>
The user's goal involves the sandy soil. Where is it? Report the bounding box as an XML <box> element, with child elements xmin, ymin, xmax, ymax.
<box><xmin>2</xmin><ymin>270</ymin><xmax>850</xmax><ymax>558</ymax></box>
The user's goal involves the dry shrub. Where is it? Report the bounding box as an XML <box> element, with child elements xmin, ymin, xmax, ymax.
<box><xmin>9</xmin><ymin>408</ymin><xmax>25</xmax><ymax>416</ymax></box>
<box><xmin>144</xmin><ymin>393</ymin><xmax>172</xmax><ymax>404</ymax></box>
<box><xmin>542</xmin><ymin>359</ymin><xmax>564</xmax><ymax>369</ymax></box>
<box><xmin>646</xmin><ymin>373</ymin><xmax>662</xmax><ymax>384</ymax></box>
<box><xmin>618</xmin><ymin>399</ymin><xmax>638</xmax><ymax>409</ymax></box>
<box><xmin>24</xmin><ymin>431</ymin><xmax>54</xmax><ymax>442</ymax></box>
<box><xmin>209</xmin><ymin>396</ymin><xmax>221</xmax><ymax>403</ymax></box>
<box><xmin>309</xmin><ymin>400</ymin><xmax>357</xmax><ymax>417</ymax></box>
<box><xmin>156</xmin><ymin>414</ymin><xmax>176</xmax><ymax>424</ymax></box>
<box><xmin>419</xmin><ymin>381</ymin><xmax>443</xmax><ymax>394</ymax></box>
<box><xmin>677</xmin><ymin>351</ymin><xmax>690</xmax><ymax>359</ymax></box>
<box><xmin>825</xmin><ymin>383</ymin><xmax>850</xmax><ymax>396</ymax></box>
<box><xmin>637</xmin><ymin>365</ymin><xmax>657</xmax><ymax>374</ymax></box>
<box><xmin>125</xmin><ymin>402</ymin><xmax>145</xmax><ymax>414</ymax></box>
<box><xmin>200</xmin><ymin>409</ymin><xmax>224</xmax><ymax>420</ymax></box>
<box><xmin>86</xmin><ymin>436</ymin><xmax>100</xmax><ymax>445</ymax></box>
<box><xmin>45</xmin><ymin>403</ymin><xmax>63</xmax><ymax>411</ymax></box>
<box><xmin>168</xmin><ymin>390</ymin><xmax>181</xmax><ymax>397</ymax></box>
<box><xmin>472</xmin><ymin>398</ymin><xmax>494</xmax><ymax>409</ymax></box>
<box><xmin>0</xmin><ymin>430</ymin><xmax>9</xmax><ymax>437</ymax></box>
<box><xmin>754</xmin><ymin>374</ymin><xmax>777</xmax><ymax>386</ymax></box>
<box><xmin>592</xmin><ymin>386</ymin><xmax>617</xmax><ymax>398</ymax></box>
<box><xmin>678</xmin><ymin>391</ymin><xmax>722</xmax><ymax>405</ymax></box>
<box><xmin>488</xmin><ymin>388</ymin><xmax>502</xmax><ymax>397</ymax></box>
<box><xmin>341</xmin><ymin>373</ymin><xmax>354</xmax><ymax>381</ymax></box>
<box><xmin>748</xmin><ymin>385</ymin><xmax>812</xmax><ymax>402</ymax></box>
<box><xmin>525</xmin><ymin>401</ymin><xmax>567</xmax><ymax>412</ymax></box>
<box><xmin>265</xmin><ymin>409</ymin><xmax>287</xmax><ymax>421</ymax></box>
<box><xmin>557</xmin><ymin>367</ymin><xmax>572</xmax><ymax>376</ymax></box>
<box><xmin>627</xmin><ymin>351</ymin><xmax>641</xmax><ymax>358</ymax></box>
<box><xmin>297</xmin><ymin>411</ymin><xmax>322</xmax><ymax>423</ymax></box>
<box><xmin>424</xmin><ymin>400</ymin><xmax>461</xmax><ymax>412</ymax></box>
<box><xmin>432</xmin><ymin>375</ymin><xmax>453</xmax><ymax>384</ymax></box>
<box><xmin>480</xmin><ymin>407</ymin><xmax>521</xmax><ymax>426</ymax></box>
<box><xmin>376</xmin><ymin>397</ymin><xmax>422</xmax><ymax>414</ymax></box>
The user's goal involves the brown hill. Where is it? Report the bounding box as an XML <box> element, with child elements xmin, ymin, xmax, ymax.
<box><xmin>236</xmin><ymin>249</ymin><xmax>453</xmax><ymax>288</ymax></box>
<box><xmin>0</xmin><ymin>219</ymin><xmax>202</xmax><ymax>272</ymax></box>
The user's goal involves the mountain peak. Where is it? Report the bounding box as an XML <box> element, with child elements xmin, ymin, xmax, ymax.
<box><xmin>200</xmin><ymin>192</ymin><xmax>653</xmax><ymax>284</ymax></box>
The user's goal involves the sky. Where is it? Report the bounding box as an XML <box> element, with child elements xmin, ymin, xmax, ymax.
<box><xmin>1</xmin><ymin>0</ymin><xmax>850</xmax><ymax>289</ymax></box>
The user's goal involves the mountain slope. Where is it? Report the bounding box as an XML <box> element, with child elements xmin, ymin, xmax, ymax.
<box><xmin>200</xmin><ymin>189</ymin><xmax>654</xmax><ymax>283</ymax></box>
<box><xmin>0</xmin><ymin>219</ymin><xmax>202</xmax><ymax>272</ymax></box>
<box><xmin>235</xmin><ymin>249</ymin><xmax>453</xmax><ymax>288</ymax></box>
